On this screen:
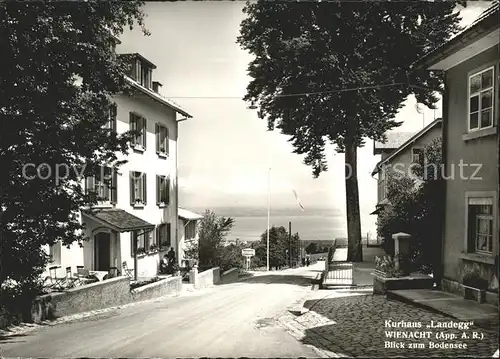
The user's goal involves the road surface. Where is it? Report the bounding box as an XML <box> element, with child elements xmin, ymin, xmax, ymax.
<box><xmin>0</xmin><ymin>263</ymin><xmax>324</xmax><ymax>358</ymax></box>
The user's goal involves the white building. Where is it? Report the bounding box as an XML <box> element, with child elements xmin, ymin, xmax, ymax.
<box><xmin>46</xmin><ymin>47</ymin><xmax>198</xmax><ymax>280</ymax></box>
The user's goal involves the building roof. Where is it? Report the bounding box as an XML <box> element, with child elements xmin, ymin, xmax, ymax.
<box><xmin>119</xmin><ymin>53</ymin><xmax>157</xmax><ymax>69</ymax></box>
<box><xmin>412</xmin><ymin>1</ymin><xmax>499</xmax><ymax>70</ymax></box>
<box><xmin>125</xmin><ymin>76</ymin><xmax>192</xmax><ymax>118</ymax></box>
<box><xmin>82</xmin><ymin>208</ymin><xmax>155</xmax><ymax>233</ymax></box>
<box><xmin>178</xmin><ymin>207</ymin><xmax>203</xmax><ymax>221</ymax></box>
<box><xmin>372</xmin><ymin>118</ymin><xmax>442</xmax><ymax>175</ymax></box>
<box><xmin>373</xmin><ymin>132</ymin><xmax>415</xmax><ymax>155</ymax></box>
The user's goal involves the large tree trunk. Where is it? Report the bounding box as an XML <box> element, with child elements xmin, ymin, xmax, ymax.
<box><xmin>344</xmin><ymin>137</ymin><xmax>363</xmax><ymax>262</ymax></box>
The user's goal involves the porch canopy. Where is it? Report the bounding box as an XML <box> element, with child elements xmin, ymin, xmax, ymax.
<box><xmin>82</xmin><ymin>208</ymin><xmax>155</xmax><ymax>233</ymax></box>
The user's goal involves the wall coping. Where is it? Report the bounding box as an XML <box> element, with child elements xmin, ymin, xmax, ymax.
<box><xmin>392</xmin><ymin>232</ymin><xmax>411</xmax><ymax>239</ymax></box>
<box><xmin>222</xmin><ymin>268</ymin><xmax>239</xmax><ymax>276</ymax></box>
<box><xmin>199</xmin><ymin>267</ymin><xmax>220</xmax><ymax>274</ymax></box>
<box><xmin>130</xmin><ymin>276</ymin><xmax>180</xmax><ymax>294</ymax></box>
<box><xmin>36</xmin><ymin>276</ymin><xmax>130</xmax><ymax>300</ymax></box>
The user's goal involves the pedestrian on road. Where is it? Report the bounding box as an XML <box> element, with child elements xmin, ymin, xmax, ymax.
<box><xmin>306</xmin><ymin>257</ymin><xmax>310</xmax><ymax>267</ymax></box>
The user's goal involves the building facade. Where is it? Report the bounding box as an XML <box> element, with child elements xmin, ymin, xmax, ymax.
<box><xmin>46</xmin><ymin>50</ymin><xmax>193</xmax><ymax>280</ymax></box>
<box><xmin>414</xmin><ymin>2</ymin><xmax>499</xmax><ymax>303</ymax></box>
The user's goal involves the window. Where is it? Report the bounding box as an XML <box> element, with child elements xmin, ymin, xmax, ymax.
<box><xmin>411</xmin><ymin>148</ymin><xmax>423</xmax><ymax>164</ymax></box>
<box><xmin>468</xmin><ymin>67</ymin><xmax>494</xmax><ymax>132</ymax></box>
<box><xmin>157</xmin><ymin>223</ymin><xmax>171</xmax><ymax>249</ymax></box>
<box><xmin>85</xmin><ymin>166</ymin><xmax>117</xmax><ymax>205</ymax></box>
<box><xmin>49</xmin><ymin>242</ymin><xmax>61</xmax><ymax>264</ymax></box>
<box><xmin>134</xmin><ymin>59</ymin><xmax>153</xmax><ymax>89</ymax></box>
<box><xmin>467</xmin><ymin>197</ymin><xmax>494</xmax><ymax>254</ymax></box>
<box><xmin>378</xmin><ymin>168</ymin><xmax>386</xmax><ymax>200</ymax></box>
<box><xmin>130</xmin><ymin>171</ymin><xmax>147</xmax><ymax>206</ymax></box>
<box><xmin>130</xmin><ymin>113</ymin><xmax>146</xmax><ymax>149</ymax></box>
<box><xmin>131</xmin><ymin>230</ymin><xmax>152</xmax><ymax>256</ymax></box>
<box><xmin>156</xmin><ymin>175</ymin><xmax>170</xmax><ymax>206</ymax></box>
<box><xmin>155</xmin><ymin>123</ymin><xmax>169</xmax><ymax>156</ymax></box>
<box><xmin>105</xmin><ymin>104</ymin><xmax>117</xmax><ymax>132</ymax></box>
<box><xmin>185</xmin><ymin>221</ymin><xmax>196</xmax><ymax>240</ymax></box>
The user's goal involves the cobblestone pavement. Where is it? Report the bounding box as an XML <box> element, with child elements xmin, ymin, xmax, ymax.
<box><xmin>278</xmin><ymin>291</ymin><xmax>498</xmax><ymax>358</ymax></box>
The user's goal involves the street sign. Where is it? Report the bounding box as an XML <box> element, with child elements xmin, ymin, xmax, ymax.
<box><xmin>241</xmin><ymin>248</ymin><xmax>255</xmax><ymax>257</ymax></box>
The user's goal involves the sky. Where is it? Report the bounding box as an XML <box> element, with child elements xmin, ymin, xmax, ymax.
<box><xmin>117</xmin><ymin>1</ymin><xmax>491</xmax><ymax>232</ymax></box>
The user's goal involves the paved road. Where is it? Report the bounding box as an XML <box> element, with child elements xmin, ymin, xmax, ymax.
<box><xmin>0</xmin><ymin>264</ymin><xmax>324</xmax><ymax>358</ymax></box>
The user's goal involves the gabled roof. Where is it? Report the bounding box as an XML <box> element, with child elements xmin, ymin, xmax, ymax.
<box><xmin>372</xmin><ymin>118</ymin><xmax>442</xmax><ymax>175</ymax></box>
<box><xmin>125</xmin><ymin>76</ymin><xmax>192</xmax><ymax>118</ymax></box>
<box><xmin>412</xmin><ymin>1</ymin><xmax>499</xmax><ymax>70</ymax></box>
<box><xmin>178</xmin><ymin>207</ymin><xmax>203</xmax><ymax>221</ymax></box>
<box><xmin>374</xmin><ymin>132</ymin><xmax>415</xmax><ymax>155</ymax></box>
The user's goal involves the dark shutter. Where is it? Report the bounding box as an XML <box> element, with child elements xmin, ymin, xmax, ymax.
<box><xmin>111</xmin><ymin>168</ymin><xmax>118</xmax><ymax>205</ymax></box>
<box><xmin>166</xmin><ymin>223</ymin><xmax>171</xmax><ymax>247</ymax></box>
<box><xmin>110</xmin><ymin>104</ymin><xmax>117</xmax><ymax>132</ymax></box>
<box><xmin>142</xmin><ymin>117</ymin><xmax>147</xmax><ymax>149</ymax></box>
<box><xmin>130</xmin><ymin>171</ymin><xmax>135</xmax><ymax>206</ymax></box>
<box><xmin>156</xmin><ymin>175</ymin><xmax>160</xmax><ymax>206</ymax></box>
<box><xmin>129</xmin><ymin>113</ymin><xmax>135</xmax><ymax>146</ymax></box>
<box><xmin>155</xmin><ymin>123</ymin><xmax>159</xmax><ymax>153</ymax></box>
<box><xmin>165</xmin><ymin>127</ymin><xmax>169</xmax><ymax>156</ymax></box>
<box><xmin>166</xmin><ymin>177</ymin><xmax>170</xmax><ymax>205</ymax></box>
<box><xmin>142</xmin><ymin>173</ymin><xmax>147</xmax><ymax>205</ymax></box>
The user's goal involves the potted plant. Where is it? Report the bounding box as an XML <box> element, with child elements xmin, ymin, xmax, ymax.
<box><xmin>149</xmin><ymin>243</ymin><xmax>158</xmax><ymax>253</ymax></box>
<box><xmin>136</xmin><ymin>247</ymin><xmax>146</xmax><ymax>256</ymax></box>
<box><xmin>462</xmin><ymin>269</ymin><xmax>488</xmax><ymax>304</ymax></box>
<box><xmin>374</xmin><ymin>255</ymin><xmax>400</xmax><ymax>278</ymax></box>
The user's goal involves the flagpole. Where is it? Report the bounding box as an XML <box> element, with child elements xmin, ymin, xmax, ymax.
<box><xmin>267</xmin><ymin>167</ymin><xmax>271</xmax><ymax>271</ymax></box>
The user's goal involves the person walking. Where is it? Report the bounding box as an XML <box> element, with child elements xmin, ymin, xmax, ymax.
<box><xmin>306</xmin><ymin>257</ymin><xmax>310</xmax><ymax>267</ymax></box>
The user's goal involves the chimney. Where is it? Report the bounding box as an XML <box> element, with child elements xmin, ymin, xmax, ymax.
<box><xmin>153</xmin><ymin>81</ymin><xmax>163</xmax><ymax>94</ymax></box>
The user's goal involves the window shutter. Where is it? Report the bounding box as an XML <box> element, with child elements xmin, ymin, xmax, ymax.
<box><xmin>165</xmin><ymin>127</ymin><xmax>169</xmax><ymax>155</ymax></box>
<box><xmin>142</xmin><ymin>118</ymin><xmax>147</xmax><ymax>149</ymax></box>
<box><xmin>129</xmin><ymin>113</ymin><xmax>136</xmax><ymax>145</ymax></box>
<box><xmin>111</xmin><ymin>104</ymin><xmax>117</xmax><ymax>132</ymax></box>
<box><xmin>111</xmin><ymin>168</ymin><xmax>118</xmax><ymax>205</ymax></box>
<box><xmin>155</xmin><ymin>123</ymin><xmax>159</xmax><ymax>153</ymax></box>
<box><xmin>156</xmin><ymin>175</ymin><xmax>160</xmax><ymax>205</ymax></box>
<box><xmin>166</xmin><ymin>223</ymin><xmax>171</xmax><ymax>247</ymax></box>
<box><xmin>143</xmin><ymin>173</ymin><xmax>147</xmax><ymax>204</ymax></box>
<box><xmin>130</xmin><ymin>171</ymin><xmax>135</xmax><ymax>206</ymax></box>
<box><xmin>166</xmin><ymin>177</ymin><xmax>170</xmax><ymax>205</ymax></box>
<box><xmin>131</xmin><ymin>232</ymin><xmax>136</xmax><ymax>257</ymax></box>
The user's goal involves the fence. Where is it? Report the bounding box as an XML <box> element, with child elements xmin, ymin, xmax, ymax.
<box><xmin>323</xmin><ymin>239</ymin><xmax>354</xmax><ymax>286</ymax></box>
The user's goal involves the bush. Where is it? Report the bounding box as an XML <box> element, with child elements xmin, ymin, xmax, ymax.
<box><xmin>377</xmin><ymin>138</ymin><xmax>443</xmax><ymax>275</ymax></box>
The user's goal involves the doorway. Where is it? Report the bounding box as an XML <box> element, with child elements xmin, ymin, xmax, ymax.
<box><xmin>94</xmin><ymin>232</ymin><xmax>111</xmax><ymax>271</ymax></box>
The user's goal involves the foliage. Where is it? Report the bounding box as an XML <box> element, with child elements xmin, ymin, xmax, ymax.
<box><xmin>237</xmin><ymin>1</ymin><xmax>464</xmax><ymax>261</ymax></box>
<box><xmin>185</xmin><ymin>210</ymin><xmax>239</xmax><ymax>272</ymax></box>
<box><xmin>374</xmin><ymin>255</ymin><xmax>400</xmax><ymax>278</ymax></box>
<box><xmin>305</xmin><ymin>242</ymin><xmax>330</xmax><ymax>254</ymax></box>
<box><xmin>253</xmin><ymin>226</ymin><xmax>300</xmax><ymax>269</ymax></box>
<box><xmin>130</xmin><ymin>276</ymin><xmax>161</xmax><ymax>290</ymax></box>
<box><xmin>0</xmin><ymin>1</ymin><xmax>147</xmax><ymax>314</ymax></box>
<box><xmin>377</xmin><ymin>138</ymin><xmax>444</xmax><ymax>274</ymax></box>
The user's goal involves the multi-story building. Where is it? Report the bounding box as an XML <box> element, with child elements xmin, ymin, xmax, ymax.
<box><xmin>46</xmin><ymin>47</ymin><xmax>193</xmax><ymax>280</ymax></box>
<box><xmin>413</xmin><ymin>1</ymin><xmax>499</xmax><ymax>302</ymax></box>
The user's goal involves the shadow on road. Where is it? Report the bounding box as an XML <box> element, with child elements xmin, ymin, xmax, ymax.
<box><xmin>0</xmin><ymin>333</ymin><xmax>28</xmax><ymax>344</ymax></box>
<box><xmin>240</xmin><ymin>273</ymin><xmax>321</xmax><ymax>287</ymax></box>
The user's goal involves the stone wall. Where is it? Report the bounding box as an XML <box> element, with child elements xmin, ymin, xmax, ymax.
<box><xmin>193</xmin><ymin>267</ymin><xmax>220</xmax><ymax>289</ymax></box>
<box><xmin>220</xmin><ymin>268</ymin><xmax>239</xmax><ymax>284</ymax></box>
<box><xmin>131</xmin><ymin>276</ymin><xmax>182</xmax><ymax>302</ymax></box>
<box><xmin>31</xmin><ymin>276</ymin><xmax>131</xmax><ymax>323</ymax></box>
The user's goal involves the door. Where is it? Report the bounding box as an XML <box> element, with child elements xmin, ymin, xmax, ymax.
<box><xmin>94</xmin><ymin>232</ymin><xmax>111</xmax><ymax>271</ymax></box>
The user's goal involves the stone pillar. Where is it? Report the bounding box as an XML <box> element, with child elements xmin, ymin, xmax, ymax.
<box><xmin>189</xmin><ymin>265</ymin><xmax>198</xmax><ymax>287</ymax></box>
<box><xmin>392</xmin><ymin>232</ymin><xmax>412</xmax><ymax>276</ymax></box>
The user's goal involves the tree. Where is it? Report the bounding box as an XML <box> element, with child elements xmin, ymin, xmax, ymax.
<box><xmin>189</xmin><ymin>210</ymin><xmax>235</xmax><ymax>270</ymax></box>
<box><xmin>256</xmin><ymin>226</ymin><xmax>295</xmax><ymax>269</ymax></box>
<box><xmin>305</xmin><ymin>242</ymin><xmax>319</xmax><ymax>254</ymax></box>
<box><xmin>0</xmin><ymin>1</ymin><xmax>147</xmax><ymax>308</ymax></box>
<box><xmin>237</xmin><ymin>1</ymin><xmax>464</xmax><ymax>261</ymax></box>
